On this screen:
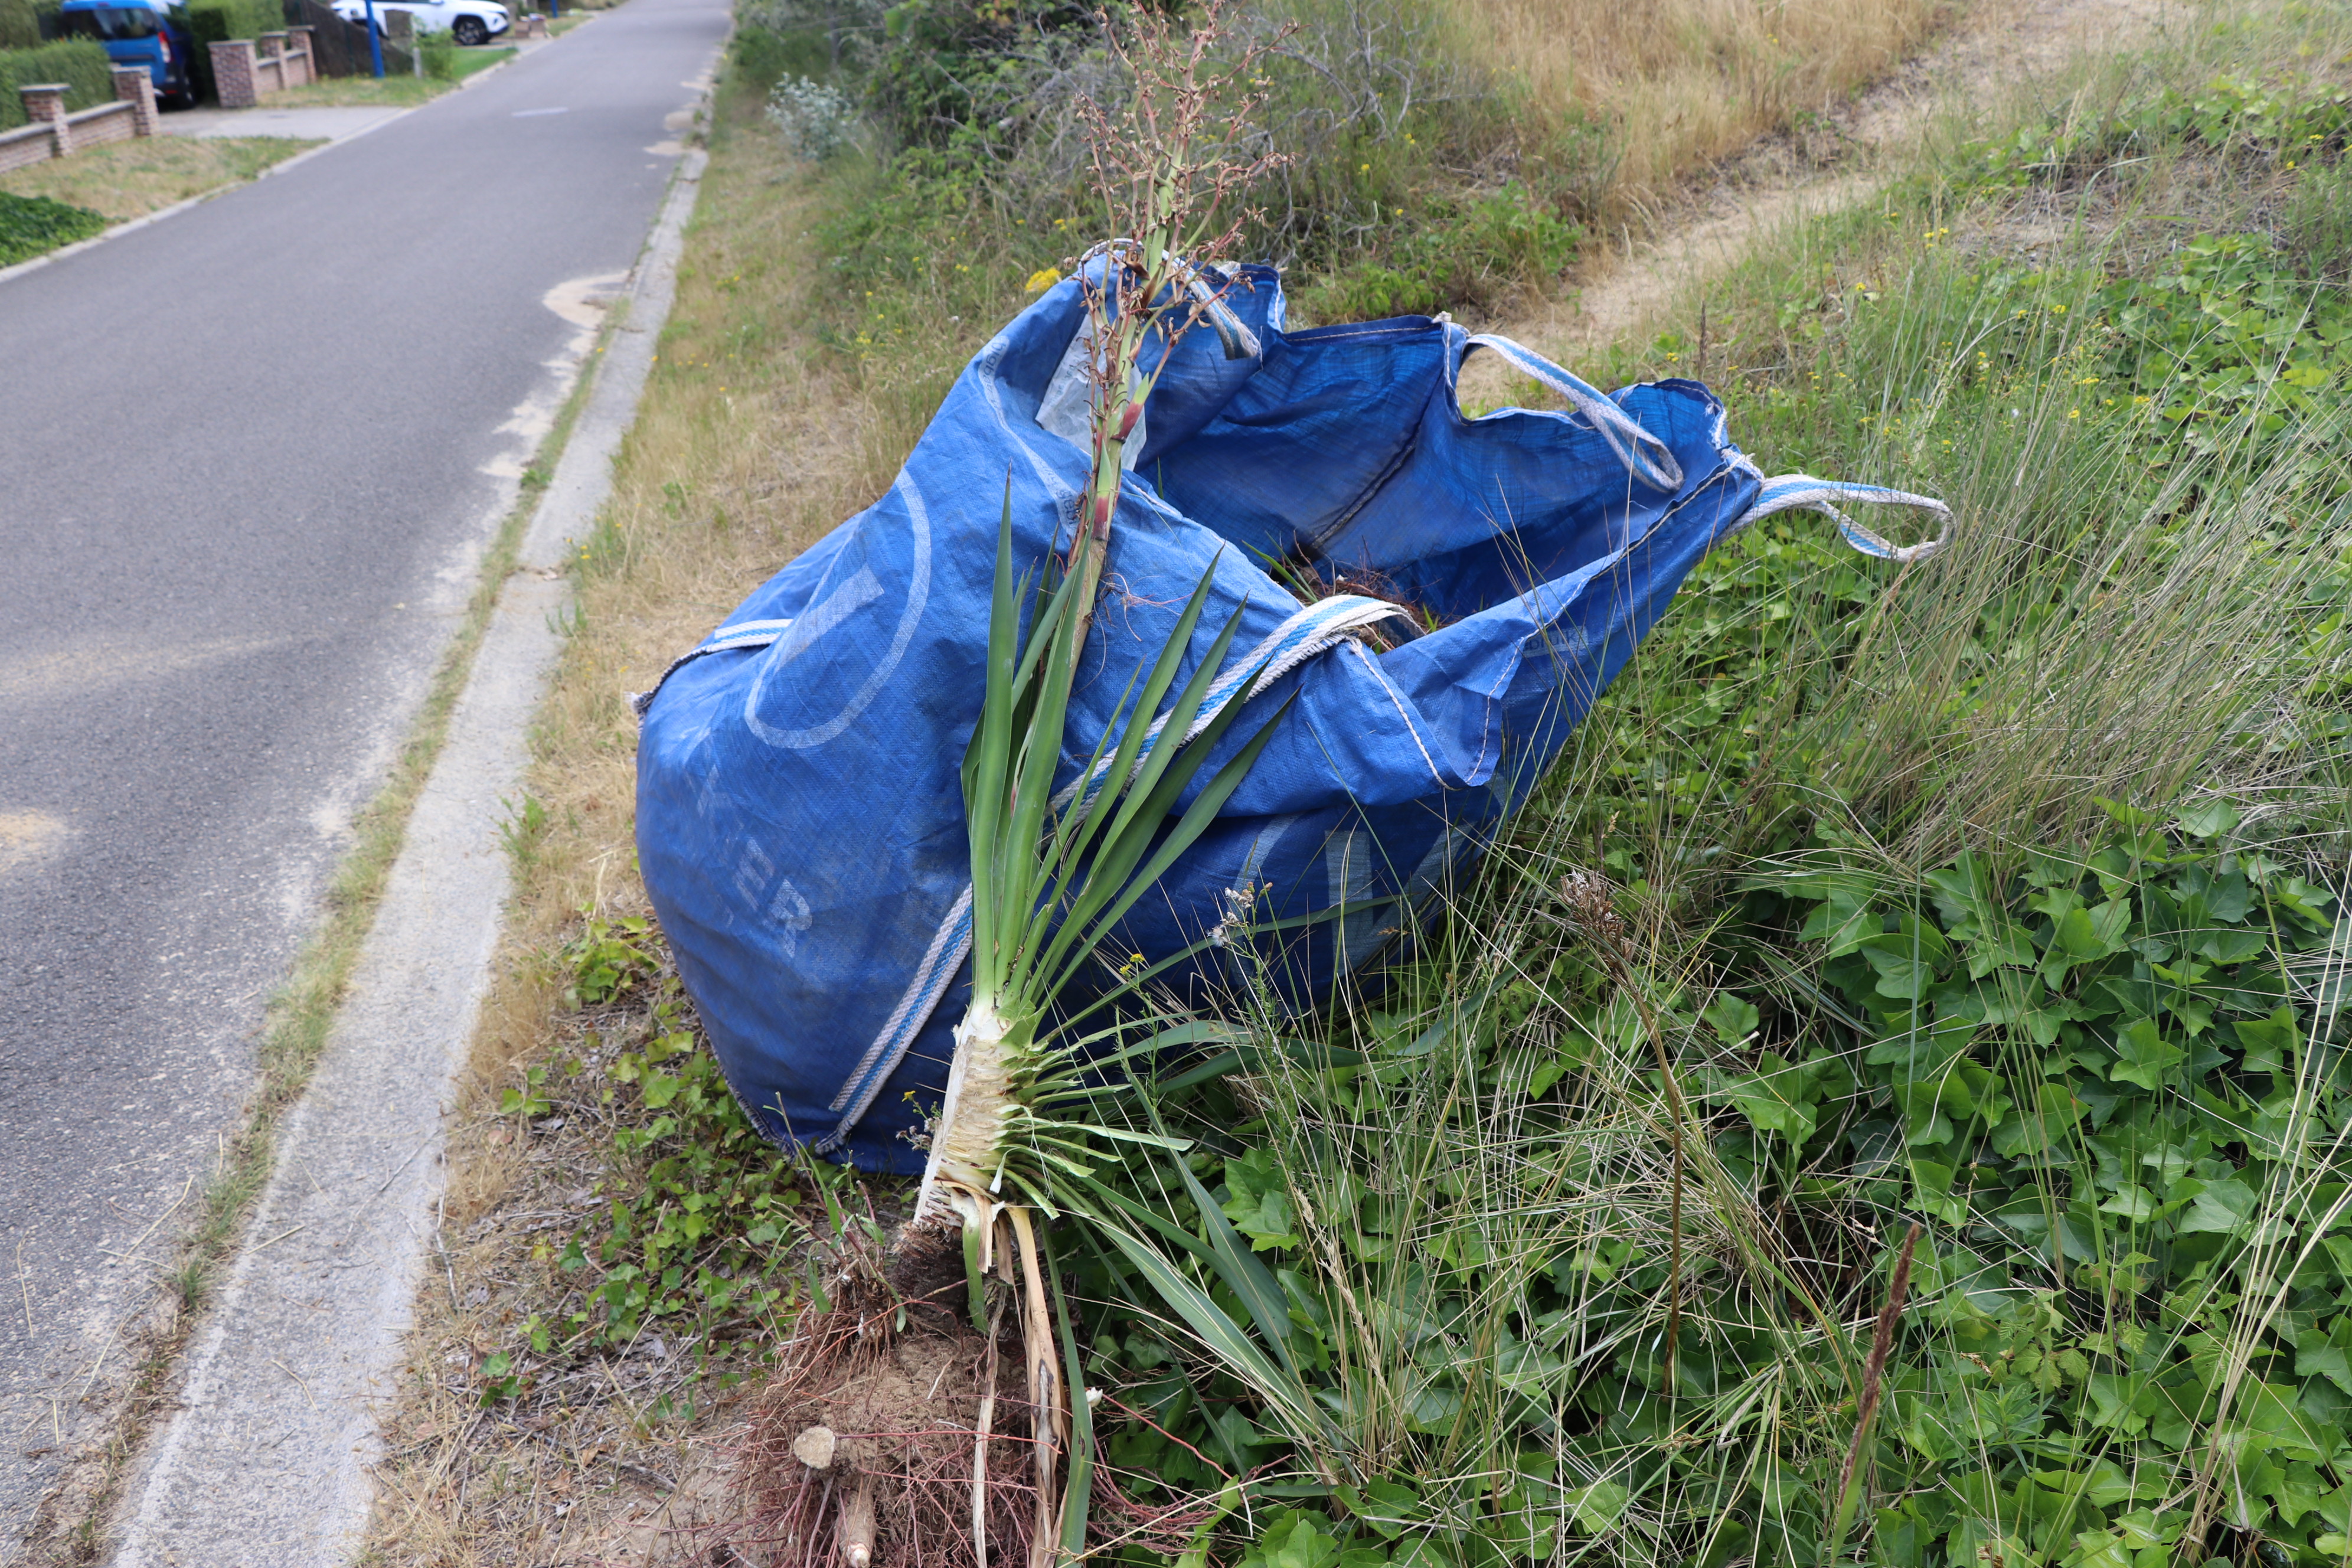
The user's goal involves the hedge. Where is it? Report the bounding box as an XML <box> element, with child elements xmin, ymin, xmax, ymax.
<box><xmin>0</xmin><ymin>38</ymin><xmax>113</xmax><ymax>128</ymax></box>
<box><xmin>181</xmin><ymin>0</ymin><xmax>284</xmax><ymax>46</ymax></box>
<box><xmin>0</xmin><ymin>0</ymin><xmax>41</xmax><ymax>50</ymax></box>
<box><xmin>181</xmin><ymin>0</ymin><xmax>288</xmax><ymax>101</ymax></box>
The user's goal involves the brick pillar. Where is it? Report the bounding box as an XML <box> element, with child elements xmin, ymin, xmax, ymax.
<box><xmin>286</xmin><ymin>26</ymin><xmax>315</xmax><ymax>86</ymax></box>
<box><xmin>110</xmin><ymin>66</ymin><xmax>158</xmax><ymax>136</ymax></box>
<box><xmin>19</xmin><ymin>84</ymin><xmax>71</xmax><ymax>157</ymax></box>
<box><xmin>256</xmin><ymin>30</ymin><xmax>285</xmax><ymax>92</ymax></box>
<box><xmin>210</xmin><ymin>40</ymin><xmax>257</xmax><ymax>108</ymax></box>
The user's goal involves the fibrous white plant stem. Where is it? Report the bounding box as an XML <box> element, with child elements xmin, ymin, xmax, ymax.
<box><xmin>917</xmin><ymin>1001</ymin><xmax>1017</xmax><ymax>1227</ymax></box>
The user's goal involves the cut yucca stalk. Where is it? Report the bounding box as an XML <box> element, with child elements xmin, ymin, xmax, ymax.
<box><xmin>906</xmin><ymin>486</ymin><xmax>1292</xmax><ymax>1567</ymax></box>
<box><xmin>907</xmin><ymin>11</ymin><xmax>1293</xmax><ymax>1556</ymax></box>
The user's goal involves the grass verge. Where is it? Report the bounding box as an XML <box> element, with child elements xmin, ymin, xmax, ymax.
<box><xmin>0</xmin><ymin>135</ymin><xmax>314</xmax><ymax>229</ymax></box>
<box><xmin>355</xmin><ymin>61</ymin><xmax>946</xmax><ymax>1562</ymax></box>
<box><xmin>259</xmin><ymin>45</ymin><xmax>514</xmax><ymax>109</ymax></box>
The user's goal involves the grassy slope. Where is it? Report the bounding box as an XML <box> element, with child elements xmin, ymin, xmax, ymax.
<box><xmin>367</xmin><ymin>1</ymin><xmax>2352</xmax><ymax>1562</ymax></box>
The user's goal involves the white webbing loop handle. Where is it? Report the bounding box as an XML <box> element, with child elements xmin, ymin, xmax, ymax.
<box><xmin>1460</xmin><ymin>333</ymin><xmax>1685</xmax><ymax>492</ymax></box>
<box><xmin>1727</xmin><ymin>478</ymin><xmax>1952</xmax><ymax>563</ymax></box>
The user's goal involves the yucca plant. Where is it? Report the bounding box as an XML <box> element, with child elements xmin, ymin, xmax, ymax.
<box><xmin>900</xmin><ymin>6</ymin><xmax>1292</xmax><ymax>1560</ymax></box>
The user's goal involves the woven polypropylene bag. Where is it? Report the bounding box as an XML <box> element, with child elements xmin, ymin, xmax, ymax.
<box><xmin>632</xmin><ymin>267</ymin><xmax>1939</xmax><ymax>1171</ymax></box>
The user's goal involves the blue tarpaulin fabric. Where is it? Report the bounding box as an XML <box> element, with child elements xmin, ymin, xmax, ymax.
<box><xmin>632</xmin><ymin>267</ymin><xmax>1930</xmax><ymax>1172</ymax></box>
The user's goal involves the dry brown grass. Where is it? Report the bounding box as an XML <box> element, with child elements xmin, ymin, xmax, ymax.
<box><xmin>0</xmin><ymin>134</ymin><xmax>314</xmax><ymax>221</ymax></box>
<box><xmin>1443</xmin><ymin>0</ymin><xmax>1953</xmax><ymax>213</ymax></box>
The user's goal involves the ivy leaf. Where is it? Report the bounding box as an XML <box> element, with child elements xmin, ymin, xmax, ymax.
<box><xmin>2237</xmin><ymin>1007</ymin><xmax>2301</xmax><ymax>1073</ymax></box>
<box><xmin>1859</xmin><ymin>939</ymin><xmax>1938</xmax><ymax>1000</ymax></box>
<box><xmin>2099</xmin><ymin>1184</ymin><xmax>2157</xmax><ymax>1221</ymax></box>
<box><xmin>1705</xmin><ymin>1053</ymin><xmax>1822</xmax><ymax>1144</ymax></box>
<box><xmin>2197</xmin><ymin>927</ymin><xmax>2271</xmax><ymax>964</ymax></box>
<box><xmin>1220</xmin><ymin>1149</ymin><xmax>1302</xmax><ymax>1253</ymax></box>
<box><xmin>2178</xmin><ymin>1177</ymin><xmax>2259</xmax><ymax>1234</ymax></box>
<box><xmin>1563</xmin><ymin>1481</ymin><xmax>1630</xmax><ymax>1535</ymax></box>
<box><xmin>2043</xmin><ymin>899</ymin><xmax>2135</xmax><ymax>988</ymax></box>
<box><xmin>2177</xmin><ymin>799</ymin><xmax>2241</xmax><ymax>838</ymax></box>
<box><xmin>1990</xmin><ymin>1081</ymin><xmax>2085</xmax><ymax>1158</ymax></box>
<box><xmin>2109</xmin><ymin>1019</ymin><xmax>2185</xmax><ymax>1092</ymax></box>
<box><xmin>1801</xmin><ymin>888</ymin><xmax>1879</xmax><ymax>956</ymax></box>
<box><xmin>1909</xmin><ymin>1158</ymin><xmax>1965</xmax><ymax>1224</ymax></box>
<box><xmin>2297</xmin><ymin>1330</ymin><xmax>2352</xmax><ymax>1396</ymax></box>
<box><xmin>1703</xmin><ymin>992</ymin><xmax>1760</xmax><ymax>1044</ymax></box>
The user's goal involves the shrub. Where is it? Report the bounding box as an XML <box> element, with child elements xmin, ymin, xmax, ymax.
<box><xmin>0</xmin><ymin>38</ymin><xmax>112</xmax><ymax>127</ymax></box>
<box><xmin>730</xmin><ymin>24</ymin><xmax>815</xmax><ymax>97</ymax></box>
<box><xmin>0</xmin><ymin>0</ymin><xmax>44</xmax><ymax>48</ymax></box>
<box><xmin>179</xmin><ymin>0</ymin><xmax>292</xmax><ymax>99</ymax></box>
<box><xmin>1295</xmin><ymin>181</ymin><xmax>1582</xmax><ymax>321</ymax></box>
<box><xmin>415</xmin><ymin>24</ymin><xmax>454</xmax><ymax>78</ymax></box>
<box><xmin>738</xmin><ymin>0</ymin><xmax>881</xmax><ymax>77</ymax></box>
<box><xmin>764</xmin><ymin>72</ymin><xmax>856</xmax><ymax>160</ymax></box>
<box><xmin>179</xmin><ymin>0</ymin><xmax>286</xmax><ymax>50</ymax></box>
<box><xmin>0</xmin><ymin>190</ymin><xmax>104</xmax><ymax>264</ymax></box>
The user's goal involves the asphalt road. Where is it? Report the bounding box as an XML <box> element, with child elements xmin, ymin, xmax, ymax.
<box><xmin>0</xmin><ymin>0</ymin><xmax>727</xmax><ymax>1541</ymax></box>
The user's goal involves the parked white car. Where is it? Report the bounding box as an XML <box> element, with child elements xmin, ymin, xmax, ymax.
<box><xmin>332</xmin><ymin>0</ymin><xmax>511</xmax><ymax>47</ymax></box>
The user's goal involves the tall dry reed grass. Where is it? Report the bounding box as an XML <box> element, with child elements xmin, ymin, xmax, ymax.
<box><xmin>1444</xmin><ymin>0</ymin><xmax>1950</xmax><ymax>210</ymax></box>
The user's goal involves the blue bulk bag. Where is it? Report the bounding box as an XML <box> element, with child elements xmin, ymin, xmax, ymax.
<box><xmin>632</xmin><ymin>266</ymin><xmax>1945</xmax><ymax>1172</ymax></box>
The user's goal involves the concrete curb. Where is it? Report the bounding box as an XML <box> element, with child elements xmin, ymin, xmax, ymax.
<box><xmin>103</xmin><ymin>130</ymin><xmax>708</xmax><ymax>1568</ymax></box>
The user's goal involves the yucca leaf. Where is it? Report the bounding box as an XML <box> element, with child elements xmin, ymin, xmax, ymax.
<box><xmin>1046</xmin><ymin>690</ymin><xmax>1298</xmax><ymax>1001</ymax></box>
<box><xmin>964</xmin><ymin>484</ymin><xmax>1022</xmax><ymax>986</ymax></box>
<box><xmin>1148</xmin><ymin>1035</ymin><xmax>1370</xmax><ymax>1095</ymax></box>
<box><xmin>1093</xmin><ymin>1220</ymin><xmax>1330</xmax><ymax>1448</ymax></box>
<box><xmin>1043</xmin><ymin>1224</ymin><xmax>1096</xmax><ymax>1560</ymax></box>
<box><xmin>962</xmin><ymin>1217</ymin><xmax>989</xmax><ymax>1337</ymax></box>
<box><xmin>1057</xmin><ymin>563</ymin><xmax>1223</xmax><ymax>854</ymax></box>
<box><xmin>1067</xmin><ymin>1170</ymin><xmax>1221</xmax><ymax>1265</ymax></box>
<box><xmin>1071</xmin><ymin>602</ymin><xmax>1248</xmax><ymax>870</ymax></box>
<box><xmin>1133</xmin><ymin>1096</ymin><xmax>1306</xmax><ymax>1388</ymax></box>
<box><xmin>995</xmin><ymin>556</ymin><xmax>1089</xmax><ymax>992</ymax></box>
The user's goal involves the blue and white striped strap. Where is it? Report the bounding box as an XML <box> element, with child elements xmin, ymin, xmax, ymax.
<box><xmin>1729</xmin><ymin>477</ymin><xmax>1951</xmax><ymax>563</ymax></box>
<box><xmin>815</xmin><ymin>591</ymin><xmax>1406</xmax><ymax>1153</ymax></box>
<box><xmin>628</xmin><ymin>616</ymin><xmax>802</xmax><ymax>719</ymax></box>
<box><xmin>1060</xmin><ymin>592</ymin><xmax>1403</xmax><ymax>815</ymax></box>
<box><xmin>1462</xmin><ymin>332</ymin><xmax>1684</xmax><ymax>492</ymax></box>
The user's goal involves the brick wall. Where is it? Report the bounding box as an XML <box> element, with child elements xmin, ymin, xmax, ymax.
<box><xmin>64</xmin><ymin>100</ymin><xmax>136</xmax><ymax>151</ymax></box>
<box><xmin>0</xmin><ymin>121</ymin><xmax>55</xmax><ymax>174</ymax></box>
<box><xmin>112</xmin><ymin>66</ymin><xmax>156</xmax><ymax>138</ymax></box>
<box><xmin>214</xmin><ymin>31</ymin><xmax>313</xmax><ymax>106</ymax></box>
<box><xmin>0</xmin><ymin>73</ymin><xmax>156</xmax><ymax>173</ymax></box>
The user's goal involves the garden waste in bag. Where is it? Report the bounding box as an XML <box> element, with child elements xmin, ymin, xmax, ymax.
<box><xmin>632</xmin><ymin>266</ymin><xmax>1946</xmax><ymax>1171</ymax></box>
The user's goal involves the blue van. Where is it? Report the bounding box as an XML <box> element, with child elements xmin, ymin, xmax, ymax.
<box><xmin>53</xmin><ymin>0</ymin><xmax>199</xmax><ymax>107</ymax></box>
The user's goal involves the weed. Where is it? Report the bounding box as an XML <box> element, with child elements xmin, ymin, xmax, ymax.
<box><xmin>0</xmin><ymin>191</ymin><xmax>103</xmax><ymax>266</ymax></box>
<box><xmin>479</xmin><ymin>930</ymin><xmax>825</xmax><ymax>1401</ymax></box>
<box><xmin>495</xmin><ymin>792</ymin><xmax>550</xmax><ymax>867</ymax></box>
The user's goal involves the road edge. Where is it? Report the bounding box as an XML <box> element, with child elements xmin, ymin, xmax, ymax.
<box><xmin>97</xmin><ymin>128</ymin><xmax>711</xmax><ymax>1568</ymax></box>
